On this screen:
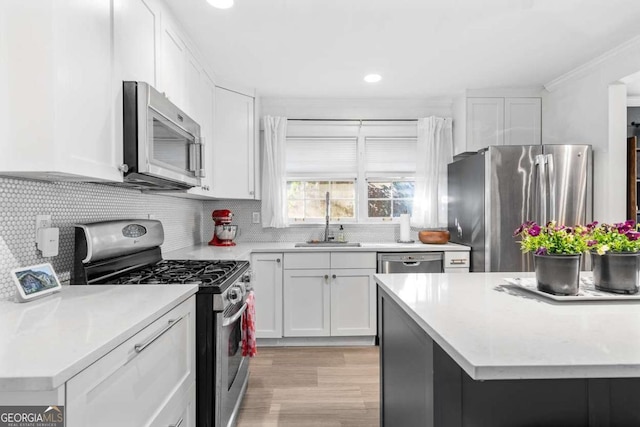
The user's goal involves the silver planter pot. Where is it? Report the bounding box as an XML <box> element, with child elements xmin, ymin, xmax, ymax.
<box><xmin>592</xmin><ymin>252</ymin><xmax>640</xmax><ymax>294</ymax></box>
<box><xmin>533</xmin><ymin>254</ymin><xmax>581</xmax><ymax>296</ymax></box>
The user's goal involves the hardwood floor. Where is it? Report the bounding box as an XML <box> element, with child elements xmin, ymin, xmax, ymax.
<box><xmin>236</xmin><ymin>346</ymin><xmax>380</xmax><ymax>427</ymax></box>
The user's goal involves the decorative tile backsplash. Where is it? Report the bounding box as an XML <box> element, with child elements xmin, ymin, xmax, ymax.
<box><xmin>0</xmin><ymin>178</ymin><xmax>418</xmax><ymax>300</ymax></box>
<box><xmin>0</xmin><ymin>177</ymin><xmax>204</xmax><ymax>300</ymax></box>
<box><xmin>203</xmin><ymin>199</ymin><xmax>415</xmax><ymax>244</ymax></box>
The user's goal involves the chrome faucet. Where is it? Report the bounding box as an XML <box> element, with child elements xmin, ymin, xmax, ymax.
<box><xmin>324</xmin><ymin>191</ymin><xmax>331</xmax><ymax>242</ymax></box>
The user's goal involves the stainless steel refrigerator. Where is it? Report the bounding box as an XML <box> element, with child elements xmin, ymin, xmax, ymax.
<box><xmin>447</xmin><ymin>145</ymin><xmax>593</xmax><ymax>272</ymax></box>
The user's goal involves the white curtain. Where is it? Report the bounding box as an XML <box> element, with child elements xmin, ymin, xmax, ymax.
<box><xmin>411</xmin><ymin>117</ymin><xmax>453</xmax><ymax>228</ymax></box>
<box><xmin>261</xmin><ymin>116</ymin><xmax>288</xmax><ymax>228</ymax></box>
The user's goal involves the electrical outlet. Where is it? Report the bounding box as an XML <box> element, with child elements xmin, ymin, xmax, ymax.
<box><xmin>252</xmin><ymin>212</ymin><xmax>260</xmax><ymax>224</ymax></box>
<box><xmin>35</xmin><ymin>214</ymin><xmax>52</xmax><ymax>242</ymax></box>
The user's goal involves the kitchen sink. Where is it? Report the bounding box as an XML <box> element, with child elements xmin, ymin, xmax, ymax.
<box><xmin>294</xmin><ymin>242</ymin><xmax>362</xmax><ymax>248</ymax></box>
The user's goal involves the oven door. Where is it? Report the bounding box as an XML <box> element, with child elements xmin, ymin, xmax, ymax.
<box><xmin>220</xmin><ymin>300</ymin><xmax>250</xmax><ymax>427</ymax></box>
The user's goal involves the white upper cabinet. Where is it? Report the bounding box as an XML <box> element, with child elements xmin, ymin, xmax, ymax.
<box><xmin>453</xmin><ymin>92</ymin><xmax>542</xmax><ymax>156</ymax></box>
<box><xmin>186</xmin><ymin>75</ymin><xmax>215</xmax><ymax>197</ymax></box>
<box><xmin>504</xmin><ymin>97</ymin><xmax>542</xmax><ymax>145</ymax></box>
<box><xmin>0</xmin><ymin>0</ymin><xmax>121</xmax><ymax>182</ymax></box>
<box><xmin>160</xmin><ymin>23</ymin><xmax>187</xmax><ymax>108</ymax></box>
<box><xmin>466</xmin><ymin>98</ymin><xmax>505</xmax><ymax>152</ymax></box>
<box><xmin>212</xmin><ymin>87</ymin><xmax>257</xmax><ymax>199</ymax></box>
<box><xmin>113</xmin><ymin>0</ymin><xmax>158</xmax><ymax>86</ymax></box>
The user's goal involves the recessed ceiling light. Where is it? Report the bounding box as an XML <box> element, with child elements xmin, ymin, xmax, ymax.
<box><xmin>207</xmin><ymin>0</ymin><xmax>234</xmax><ymax>9</ymax></box>
<box><xmin>364</xmin><ymin>74</ymin><xmax>382</xmax><ymax>83</ymax></box>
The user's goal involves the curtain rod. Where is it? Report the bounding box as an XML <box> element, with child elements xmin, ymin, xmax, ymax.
<box><xmin>287</xmin><ymin>118</ymin><xmax>418</xmax><ymax>122</ymax></box>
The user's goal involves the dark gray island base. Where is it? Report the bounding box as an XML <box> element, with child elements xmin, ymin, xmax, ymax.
<box><xmin>378</xmin><ymin>287</ymin><xmax>640</xmax><ymax>427</ymax></box>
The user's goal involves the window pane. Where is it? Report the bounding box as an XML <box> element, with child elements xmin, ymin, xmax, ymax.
<box><xmin>305</xmin><ymin>199</ymin><xmax>327</xmax><ymax>218</ymax></box>
<box><xmin>392</xmin><ymin>181</ymin><xmax>415</xmax><ymax>198</ymax></box>
<box><xmin>305</xmin><ymin>181</ymin><xmax>330</xmax><ymax>199</ymax></box>
<box><xmin>331</xmin><ymin>200</ymin><xmax>355</xmax><ymax>218</ymax></box>
<box><xmin>368</xmin><ymin>200</ymin><xmax>391</xmax><ymax>217</ymax></box>
<box><xmin>287</xmin><ymin>181</ymin><xmax>304</xmax><ymax>200</ymax></box>
<box><xmin>368</xmin><ymin>182</ymin><xmax>391</xmax><ymax>198</ymax></box>
<box><xmin>288</xmin><ymin>200</ymin><xmax>304</xmax><ymax>218</ymax></box>
<box><xmin>393</xmin><ymin>200</ymin><xmax>413</xmax><ymax>217</ymax></box>
<box><xmin>331</xmin><ymin>181</ymin><xmax>355</xmax><ymax>199</ymax></box>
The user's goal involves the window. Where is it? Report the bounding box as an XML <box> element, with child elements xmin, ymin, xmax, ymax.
<box><xmin>287</xmin><ymin>180</ymin><xmax>356</xmax><ymax>222</ymax></box>
<box><xmin>284</xmin><ymin>121</ymin><xmax>417</xmax><ymax>224</ymax></box>
<box><xmin>367</xmin><ymin>180</ymin><xmax>415</xmax><ymax>218</ymax></box>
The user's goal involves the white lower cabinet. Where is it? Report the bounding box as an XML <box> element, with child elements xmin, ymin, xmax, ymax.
<box><xmin>283</xmin><ymin>269</ymin><xmax>331</xmax><ymax>337</ymax></box>
<box><xmin>330</xmin><ymin>269</ymin><xmax>376</xmax><ymax>336</ymax></box>
<box><xmin>282</xmin><ymin>252</ymin><xmax>376</xmax><ymax>338</ymax></box>
<box><xmin>251</xmin><ymin>253</ymin><xmax>284</xmax><ymax>339</ymax></box>
<box><xmin>66</xmin><ymin>296</ymin><xmax>195</xmax><ymax>427</ymax></box>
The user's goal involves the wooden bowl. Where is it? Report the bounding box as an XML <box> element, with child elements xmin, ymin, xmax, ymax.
<box><xmin>418</xmin><ymin>230</ymin><xmax>450</xmax><ymax>244</ymax></box>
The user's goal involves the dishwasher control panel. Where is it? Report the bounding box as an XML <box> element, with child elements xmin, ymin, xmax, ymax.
<box><xmin>376</xmin><ymin>252</ymin><xmax>444</xmax><ymax>274</ymax></box>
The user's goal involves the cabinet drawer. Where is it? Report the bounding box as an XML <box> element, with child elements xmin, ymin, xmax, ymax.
<box><xmin>444</xmin><ymin>252</ymin><xmax>470</xmax><ymax>268</ymax></box>
<box><xmin>284</xmin><ymin>252</ymin><xmax>330</xmax><ymax>269</ymax></box>
<box><xmin>331</xmin><ymin>252</ymin><xmax>376</xmax><ymax>269</ymax></box>
<box><xmin>66</xmin><ymin>296</ymin><xmax>195</xmax><ymax>427</ymax></box>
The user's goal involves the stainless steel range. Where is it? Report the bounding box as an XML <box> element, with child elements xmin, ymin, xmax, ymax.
<box><xmin>71</xmin><ymin>219</ymin><xmax>251</xmax><ymax>427</ymax></box>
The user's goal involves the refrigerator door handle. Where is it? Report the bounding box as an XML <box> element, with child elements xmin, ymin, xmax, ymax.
<box><xmin>546</xmin><ymin>154</ymin><xmax>556</xmax><ymax>222</ymax></box>
<box><xmin>535</xmin><ymin>154</ymin><xmax>547</xmax><ymax>225</ymax></box>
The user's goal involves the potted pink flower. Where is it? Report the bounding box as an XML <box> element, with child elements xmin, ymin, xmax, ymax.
<box><xmin>513</xmin><ymin>221</ymin><xmax>589</xmax><ymax>295</ymax></box>
<box><xmin>587</xmin><ymin>220</ymin><xmax>640</xmax><ymax>294</ymax></box>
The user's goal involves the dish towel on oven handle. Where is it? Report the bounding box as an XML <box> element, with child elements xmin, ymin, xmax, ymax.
<box><xmin>242</xmin><ymin>290</ymin><xmax>257</xmax><ymax>357</ymax></box>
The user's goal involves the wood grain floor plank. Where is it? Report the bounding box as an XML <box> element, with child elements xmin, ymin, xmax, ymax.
<box><xmin>236</xmin><ymin>346</ymin><xmax>380</xmax><ymax>427</ymax></box>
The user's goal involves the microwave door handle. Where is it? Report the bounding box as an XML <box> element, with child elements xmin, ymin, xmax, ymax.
<box><xmin>197</xmin><ymin>139</ymin><xmax>205</xmax><ymax>178</ymax></box>
<box><xmin>188</xmin><ymin>141</ymin><xmax>197</xmax><ymax>172</ymax></box>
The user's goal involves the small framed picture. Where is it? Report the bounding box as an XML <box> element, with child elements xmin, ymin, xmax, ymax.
<box><xmin>11</xmin><ymin>263</ymin><xmax>62</xmax><ymax>302</ymax></box>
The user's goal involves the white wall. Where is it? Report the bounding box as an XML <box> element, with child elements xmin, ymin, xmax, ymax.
<box><xmin>542</xmin><ymin>36</ymin><xmax>640</xmax><ymax>223</ymax></box>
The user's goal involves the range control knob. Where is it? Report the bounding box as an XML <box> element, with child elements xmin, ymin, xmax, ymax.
<box><xmin>227</xmin><ymin>286</ymin><xmax>243</xmax><ymax>304</ymax></box>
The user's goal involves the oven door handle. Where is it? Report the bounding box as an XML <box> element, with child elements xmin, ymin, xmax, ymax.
<box><xmin>134</xmin><ymin>315</ymin><xmax>184</xmax><ymax>353</ymax></box>
<box><xmin>223</xmin><ymin>302</ymin><xmax>248</xmax><ymax>327</ymax></box>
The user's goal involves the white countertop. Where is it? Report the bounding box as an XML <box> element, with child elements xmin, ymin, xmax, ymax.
<box><xmin>164</xmin><ymin>241</ymin><xmax>470</xmax><ymax>261</ymax></box>
<box><xmin>0</xmin><ymin>284</ymin><xmax>199</xmax><ymax>391</ymax></box>
<box><xmin>375</xmin><ymin>272</ymin><xmax>640</xmax><ymax>381</ymax></box>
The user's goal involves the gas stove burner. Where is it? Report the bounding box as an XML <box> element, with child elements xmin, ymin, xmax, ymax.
<box><xmin>108</xmin><ymin>259</ymin><xmax>249</xmax><ymax>292</ymax></box>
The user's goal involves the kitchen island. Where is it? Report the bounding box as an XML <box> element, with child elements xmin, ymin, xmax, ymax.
<box><xmin>375</xmin><ymin>272</ymin><xmax>640</xmax><ymax>427</ymax></box>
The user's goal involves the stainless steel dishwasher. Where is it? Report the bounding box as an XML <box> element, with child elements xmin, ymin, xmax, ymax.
<box><xmin>377</xmin><ymin>252</ymin><xmax>444</xmax><ymax>273</ymax></box>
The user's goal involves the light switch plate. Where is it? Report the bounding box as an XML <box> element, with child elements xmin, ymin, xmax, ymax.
<box><xmin>252</xmin><ymin>212</ymin><xmax>260</xmax><ymax>224</ymax></box>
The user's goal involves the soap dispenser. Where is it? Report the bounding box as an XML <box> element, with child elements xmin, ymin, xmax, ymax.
<box><xmin>337</xmin><ymin>225</ymin><xmax>345</xmax><ymax>242</ymax></box>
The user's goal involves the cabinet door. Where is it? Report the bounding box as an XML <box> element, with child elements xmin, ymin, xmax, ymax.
<box><xmin>54</xmin><ymin>0</ymin><xmax>121</xmax><ymax>181</ymax></box>
<box><xmin>186</xmin><ymin>74</ymin><xmax>215</xmax><ymax>197</ymax></box>
<box><xmin>251</xmin><ymin>253</ymin><xmax>283</xmax><ymax>339</ymax></box>
<box><xmin>66</xmin><ymin>297</ymin><xmax>195</xmax><ymax>427</ymax></box>
<box><xmin>213</xmin><ymin>87</ymin><xmax>256</xmax><ymax>199</ymax></box>
<box><xmin>330</xmin><ymin>268</ymin><xmax>376</xmax><ymax>336</ymax></box>
<box><xmin>113</xmin><ymin>0</ymin><xmax>158</xmax><ymax>86</ymax></box>
<box><xmin>283</xmin><ymin>269</ymin><xmax>330</xmax><ymax>337</ymax></box>
<box><xmin>504</xmin><ymin>98</ymin><xmax>541</xmax><ymax>145</ymax></box>
<box><xmin>160</xmin><ymin>23</ymin><xmax>186</xmax><ymax>107</ymax></box>
<box><xmin>183</xmin><ymin>49</ymin><xmax>203</xmax><ymax>121</ymax></box>
<box><xmin>466</xmin><ymin>98</ymin><xmax>505</xmax><ymax>151</ymax></box>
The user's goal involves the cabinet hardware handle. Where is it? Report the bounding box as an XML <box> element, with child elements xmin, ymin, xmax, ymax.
<box><xmin>249</xmin><ymin>191</ymin><xmax>254</xmax><ymax>195</ymax></box>
<box><xmin>324</xmin><ymin>274</ymin><xmax>329</xmax><ymax>281</ymax></box>
<box><xmin>169</xmin><ymin>418</ymin><xmax>184</xmax><ymax>427</ymax></box>
<box><xmin>276</xmin><ymin>258</ymin><xmax>281</xmax><ymax>263</ymax></box>
<box><xmin>134</xmin><ymin>316</ymin><xmax>184</xmax><ymax>353</ymax></box>
<box><xmin>450</xmin><ymin>259</ymin><xmax>467</xmax><ymax>265</ymax></box>
<box><xmin>332</xmin><ymin>274</ymin><xmax>336</xmax><ymax>279</ymax></box>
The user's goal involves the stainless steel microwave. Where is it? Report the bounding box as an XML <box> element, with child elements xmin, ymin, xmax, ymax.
<box><xmin>122</xmin><ymin>81</ymin><xmax>203</xmax><ymax>190</ymax></box>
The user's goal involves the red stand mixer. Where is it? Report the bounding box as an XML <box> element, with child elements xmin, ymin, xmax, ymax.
<box><xmin>208</xmin><ymin>209</ymin><xmax>238</xmax><ymax>246</ymax></box>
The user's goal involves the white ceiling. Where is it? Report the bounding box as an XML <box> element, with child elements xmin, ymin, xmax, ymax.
<box><xmin>167</xmin><ymin>0</ymin><xmax>640</xmax><ymax>98</ymax></box>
